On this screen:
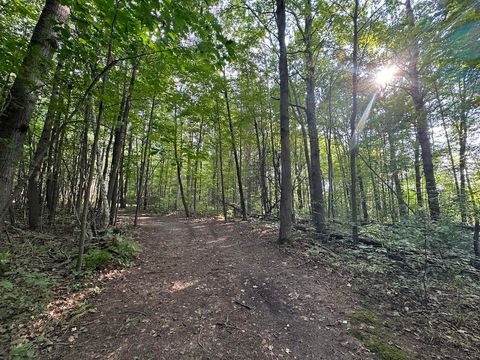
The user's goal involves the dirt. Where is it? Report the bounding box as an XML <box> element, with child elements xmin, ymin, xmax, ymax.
<box><xmin>43</xmin><ymin>216</ymin><xmax>376</xmax><ymax>359</ymax></box>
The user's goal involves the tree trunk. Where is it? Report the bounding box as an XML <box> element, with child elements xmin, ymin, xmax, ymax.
<box><xmin>192</xmin><ymin>119</ymin><xmax>204</xmax><ymax>214</ymax></box>
<box><xmin>224</xmin><ymin>82</ymin><xmax>247</xmax><ymax>220</ymax></box>
<box><xmin>406</xmin><ymin>0</ymin><xmax>440</xmax><ymax>220</ymax></box>
<box><xmin>326</xmin><ymin>79</ymin><xmax>335</xmax><ymax>219</ymax></box>
<box><xmin>216</xmin><ymin>99</ymin><xmax>227</xmax><ymax>221</ymax></box>
<box><xmin>27</xmin><ymin>61</ymin><xmax>63</xmax><ymax>229</ymax></box>
<box><xmin>77</xmin><ymin>27</ymin><xmax>115</xmax><ymax>270</ymax></box>
<box><xmin>276</xmin><ymin>0</ymin><xmax>293</xmax><ymax>242</ymax></box>
<box><xmin>253</xmin><ymin>115</ymin><xmax>269</xmax><ymax>216</ymax></box>
<box><xmin>434</xmin><ymin>82</ymin><xmax>460</xmax><ymax>202</ymax></box>
<box><xmin>458</xmin><ymin>79</ymin><xmax>468</xmax><ymax>223</ymax></box>
<box><xmin>135</xmin><ymin>98</ymin><xmax>155</xmax><ymax>225</ymax></box>
<box><xmin>414</xmin><ymin>140</ymin><xmax>423</xmax><ymax>208</ymax></box>
<box><xmin>350</xmin><ymin>0</ymin><xmax>359</xmax><ymax>241</ymax></box>
<box><xmin>172</xmin><ymin>103</ymin><xmax>190</xmax><ymax>218</ymax></box>
<box><xmin>304</xmin><ymin>0</ymin><xmax>325</xmax><ymax>233</ymax></box>
<box><xmin>76</xmin><ymin>95</ymin><xmax>98</xmax><ymax>272</ymax></box>
<box><xmin>108</xmin><ymin>66</ymin><xmax>136</xmax><ymax>224</ymax></box>
<box><xmin>358</xmin><ymin>174</ymin><xmax>369</xmax><ymax>223</ymax></box>
<box><xmin>387</xmin><ymin>129</ymin><xmax>407</xmax><ymax>217</ymax></box>
<box><xmin>0</xmin><ymin>0</ymin><xmax>69</xmax><ymax>224</ymax></box>
<box><xmin>122</xmin><ymin>133</ymin><xmax>133</xmax><ymax>209</ymax></box>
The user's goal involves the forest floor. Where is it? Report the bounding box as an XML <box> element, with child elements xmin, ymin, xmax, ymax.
<box><xmin>6</xmin><ymin>215</ymin><xmax>477</xmax><ymax>359</ymax></box>
<box><xmin>42</xmin><ymin>215</ymin><xmax>377</xmax><ymax>360</ymax></box>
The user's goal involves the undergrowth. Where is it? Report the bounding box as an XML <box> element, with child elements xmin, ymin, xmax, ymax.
<box><xmin>0</xmin><ymin>222</ymin><xmax>140</xmax><ymax>359</ymax></box>
<box><xmin>300</xmin><ymin>215</ymin><xmax>480</xmax><ymax>359</ymax></box>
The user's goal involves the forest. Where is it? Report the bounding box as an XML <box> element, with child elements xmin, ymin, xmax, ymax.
<box><xmin>0</xmin><ymin>0</ymin><xmax>479</xmax><ymax>359</ymax></box>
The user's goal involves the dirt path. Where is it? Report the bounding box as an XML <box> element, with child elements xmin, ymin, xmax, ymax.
<box><xmin>45</xmin><ymin>216</ymin><xmax>374</xmax><ymax>359</ymax></box>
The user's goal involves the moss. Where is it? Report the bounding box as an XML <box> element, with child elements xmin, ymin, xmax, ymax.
<box><xmin>350</xmin><ymin>310</ymin><xmax>380</xmax><ymax>326</ymax></box>
<box><xmin>362</xmin><ymin>334</ymin><xmax>413</xmax><ymax>360</ymax></box>
<box><xmin>350</xmin><ymin>310</ymin><xmax>414</xmax><ymax>360</ymax></box>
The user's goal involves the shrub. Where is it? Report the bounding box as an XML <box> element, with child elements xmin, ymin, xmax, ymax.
<box><xmin>110</xmin><ymin>239</ymin><xmax>141</xmax><ymax>267</ymax></box>
<box><xmin>84</xmin><ymin>249</ymin><xmax>113</xmax><ymax>271</ymax></box>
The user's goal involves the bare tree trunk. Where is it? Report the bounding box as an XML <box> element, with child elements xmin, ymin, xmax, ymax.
<box><xmin>143</xmin><ymin>154</ymin><xmax>150</xmax><ymax>211</ymax></box>
<box><xmin>406</xmin><ymin>0</ymin><xmax>440</xmax><ymax>220</ymax></box>
<box><xmin>350</xmin><ymin>0</ymin><xmax>359</xmax><ymax>241</ymax></box>
<box><xmin>414</xmin><ymin>140</ymin><xmax>423</xmax><ymax>208</ymax></box>
<box><xmin>193</xmin><ymin>119</ymin><xmax>204</xmax><ymax>214</ymax></box>
<box><xmin>172</xmin><ymin>104</ymin><xmax>190</xmax><ymax>218</ymax></box>
<box><xmin>466</xmin><ymin>172</ymin><xmax>479</xmax><ymax>257</ymax></box>
<box><xmin>75</xmin><ymin>105</ymin><xmax>90</xmax><ymax>215</ymax></box>
<box><xmin>304</xmin><ymin>0</ymin><xmax>325</xmax><ymax>233</ymax></box>
<box><xmin>358</xmin><ymin>174</ymin><xmax>369</xmax><ymax>223</ymax></box>
<box><xmin>224</xmin><ymin>81</ymin><xmax>247</xmax><ymax>220</ymax></box>
<box><xmin>291</xmin><ymin>86</ymin><xmax>311</xmax><ymax>199</ymax></box>
<box><xmin>76</xmin><ymin>95</ymin><xmax>98</xmax><ymax>272</ymax></box>
<box><xmin>434</xmin><ymin>82</ymin><xmax>460</xmax><ymax>201</ymax></box>
<box><xmin>47</xmin><ymin>85</ymin><xmax>71</xmax><ymax>225</ymax></box>
<box><xmin>27</xmin><ymin>61</ymin><xmax>63</xmax><ymax>229</ymax></box>
<box><xmin>216</xmin><ymin>99</ymin><xmax>227</xmax><ymax>221</ymax></box>
<box><xmin>253</xmin><ymin>115</ymin><xmax>269</xmax><ymax>215</ymax></box>
<box><xmin>276</xmin><ymin>0</ymin><xmax>293</xmax><ymax>242</ymax></box>
<box><xmin>135</xmin><ymin>98</ymin><xmax>155</xmax><ymax>225</ymax></box>
<box><xmin>0</xmin><ymin>0</ymin><xmax>69</xmax><ymax>225</ymax></box>
<box><xmin>77</xmin><ymin>19</ymin><xmax>116</xmax><ymax>270</ymax></box>
<box><xmin>108</xmin><ymin>65</ymin><xmax>136</xmax><ymax>224</ymax></box>
<box><xmin>326</xmin><ymin>79</ymin><xmax>335</xmax><ymax>219</ymax></box>
<box><xmin>121</xmin><ymin>133</ymin><xmax>133</xmax><ymax>209</ymax></box>
<box><xmin>458</xmin><ymin>79</ymin><xmax>468</xmax><ymax>224</ymax></box>
<box><xmin>387</xmin><ymin>129</ymin><xmax>407</xmax><ymax>217</ymax></box>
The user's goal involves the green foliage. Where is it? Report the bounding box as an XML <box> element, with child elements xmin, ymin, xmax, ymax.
<box><xmin>9</xmin><ymin>336</ymin><xmax>52</xmax><ymax>360</ymax></box>
<box><xmin>83</xmin><ymin>249</ymin><xmax>113</xmax><ymax>271</ymax></box>
<box><xmin>0</xmin><ymin>251</ymin><xmax>11</xmax><ymax>275</ymax></box>
<box><xmin>0</xmin><ymin>268</ymin><xmax>56</xmax><ymax>321</ymax></box>
<box><xmin>9</xmin><ymin>338</ymin><xmax>36</xmax><ymax>360</ymax></box>
<box><xmin>111</xmin><ymin>239</ymin><xmax>142</xmax><ymax>267</ymax></box>
<box><xmin>83</xmin><ymin>233</ymin><xmax>141</xmax><ymax>271</ymax></box>
<box><xmin>361</xmin><ymin>216</ymin><xmax>474</xmax><ymax>258</ymax></box>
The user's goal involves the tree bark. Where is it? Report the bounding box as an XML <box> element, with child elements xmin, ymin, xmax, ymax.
<box><xmin>350</xmin><ymin>0</ymin><xmax>359</xmax><ymax>241</ymax></box>
<box><xmin>387</xmin><ymin>129</ymin><xmax>407</xmax><ymax>217</ymax></box>
<box><xmin>224</xmin><ymin>82</ymin><xmax>247</xmax><ymax>220</ymax></box>
<box><xmin>458</xmin><ymin>78</ymin><xmax>468</xmax><ymax>223</ymax></box>
<box><xmin>76</xmin><ymin>94</ymin><xmax>98</xmax><ymax>272</ymax></box>
<box><xmin>304</xmin><ymin>0</ymin><xmax>326</xmax><ymax>233</ymax></box>
<box><xmin>135</xmin><ymin>98</ymin><xmax>155</xmax><ymax>225</ymax></box>
<box><xmin>173</xmin><ymin>104</ymin><xmax>190</xmax><ymax>218</ymax></box>
<box><xmin>108</xmin><ymin>65</ymin><xmax>136</xmax><ymax>224</ymax></box>
<box><xmin>0</xmin><ymin>0</ymin><xmax>69</xmax><ymax>224</ymax></box>
<box><xmin>216</xmin><ymin>99</ymin><xmax>227</xmax><ymax>221</ymax></box>
<box><xmin>276</xmin><ymin>0</ymin><xmax>293</xmax><ymax>242</ymax></box>
<box><xmin>27</xmin><ymin>61</ymin><xmax>63</xmax><ymax>229</ymax></box>
<box><xmin>406</xmin><ymin>0</ymin><xmax>440</xmax><ymax>220</ymax></box>
<box><xmin>414</xmin><ymin>140</ymin><xmax>423</xmax><ymax>208</ymax></box>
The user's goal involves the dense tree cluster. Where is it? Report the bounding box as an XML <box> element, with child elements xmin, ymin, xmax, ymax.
<box><xmin>0</xmin><ymin>0</ymin><xmax>479</xmax><ymax>269</ymax></box>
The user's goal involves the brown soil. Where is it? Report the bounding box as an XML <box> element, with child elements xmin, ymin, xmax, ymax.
<box><xmin>43</xmin><ymin>216</ymin><xmax>375</xmax><ymax>359</ymax></box>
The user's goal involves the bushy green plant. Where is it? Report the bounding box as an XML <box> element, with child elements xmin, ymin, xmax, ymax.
<box><xmin>0</xmin><ymin>251</ymin><xmax>11</xmax><ymax>275</ymax></box>
<box><xmin>83</xmin><ymin>249</ymin><xmax>113</xmax><ymax>271</ymax></box>
<box><xmin>9</xmin><ymin>339</ymin><xmax>35</xmax><ymax>359</ymax></box>
<box><xmin>110</xmin><ymin>239</ymin><xmax>141</xmax><ymax>266</ymax></box>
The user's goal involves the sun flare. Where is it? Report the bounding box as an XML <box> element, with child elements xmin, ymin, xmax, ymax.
<box><xmin>375</xmin><ymin>65</ymin><xmax>398</xmax><ymax>86</ymax></box>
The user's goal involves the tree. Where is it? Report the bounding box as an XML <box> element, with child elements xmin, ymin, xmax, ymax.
<box><xmin>405</xmin><ymin>0</ymin><xmax>440</xmax><ymax>220</ymax></box>
<box><xmin>276</xmin><ymin>0</ymin><xmax>293</xmax><ymax>243</ymax></box>
<box><xmin>0</xmin><ymin>0</ymin><xmax>69</xmax><ymax>224</ymax></box>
